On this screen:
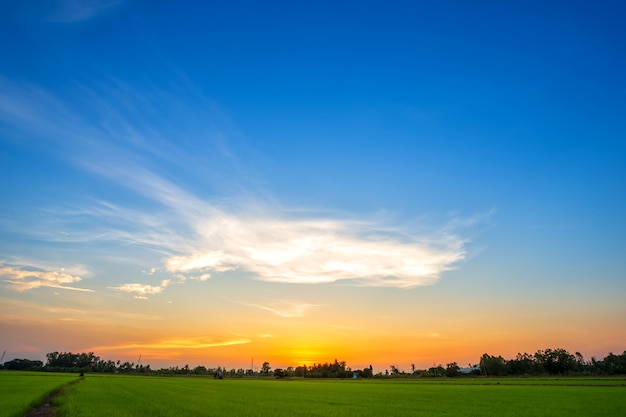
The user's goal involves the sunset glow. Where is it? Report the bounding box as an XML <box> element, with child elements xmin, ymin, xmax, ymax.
<box><xmin>1</xmin><ymin>1</ymin><xmax>624</xmax><ymax>373</ymax></box>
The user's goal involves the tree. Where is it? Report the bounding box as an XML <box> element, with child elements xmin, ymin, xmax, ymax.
<box><xmin>479</xmin><ymin>354</ymin><xmax>507</xmax><ymax>376</ymax></box>
<box><xmin>305</xmin><ymin>360</ymin><xmax>351</xmax><ymax>378</ymax></box>
<box><xmin>445</xmin><ymin>362</ymin><xmax>460</xmax><ymax>377</ymax></box>
<box><xmin>574</xmin><ymin>352</ymin><xmax>585</xmax><ymax>373</ymax></box>
<box><xmin>261</xmin><ymin>361</ymin><xmax>271</xmax><ymax>375</ymax></box>
<box><xmin>600</xmin><ymin>351</ymin><xmax>626</xmax><ymax>375</ymax></box>
<box><xmin>360</xmin><ymin>367</ymin><xmax>373</xmax><ymax>378</ymax></box>
<box><xmin>534</xmin><ymin>348</ymin><xmax>576</xmax><ymax>375</ymax></box>
<box><xmin>119</xmin><ymin>361</ymin><xmax>134</xmax><ymax>373</ymax></box>
<box><xmin>427</xmin><ymin>365</ymin><xmax>446</xmax><ymax>377</ymax></box>
<box><xmin>2</xmin><ymin>358</ymin><xmax>43</xmax><ymax>371</ymax></box>
<box><xmin>294</xmin><ymin>366</ymin><xmax>307</xmax><ymax>377</ymax></box>
<box><xmin>192</xmin><ymin>365</ymin><xmax>207</xmax><ymax>375</ymax></box>
<box><xmin>44</xmin><ymin>351</ymin><xmax>101</xmax><ymax>371</ymax></box>
<box><xmin>508</xmin><ymin>352</ymin><xmax>536</xmax><ymax>375</ymax></box>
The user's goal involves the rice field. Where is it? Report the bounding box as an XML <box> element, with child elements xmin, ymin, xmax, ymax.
<box><xmin>0</xmin><ymin>371</ymin><xmax>80</xmax><ymax>417</ymax></box>
<box><xmin>4</xmin><ymin>372</ymin><xmax>626</xmax><ymax>417</ymax></box>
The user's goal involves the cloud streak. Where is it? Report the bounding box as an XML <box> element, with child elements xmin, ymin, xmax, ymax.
<box><xmin>0</xmin><ymin>78</ymin><xmax>473</xmax><ymax>291</ymax></box>
<box><xmin>0</xmin><ymin>262</ymin><xmax>94</xmax><ymax>292</ymax></box>
<box><xmin>241</xmin><ymin>301</ymin><xmax>323</xmax><ymax>318</ymax></box>
<box><xmin>109</xmin><ymin>280</ymin><xmax>171</xmax><ymax>298</ymax></box>
<box><xmin>88</xmin><ymin>337</ymin><xmax>251</xmax><ymax>351</ymax></box>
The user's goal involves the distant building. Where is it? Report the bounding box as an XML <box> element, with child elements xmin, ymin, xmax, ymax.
<box><xmin>459</xmin><ymin>365</ymin><xmax>480</xmax><ymax>374</ymax></box>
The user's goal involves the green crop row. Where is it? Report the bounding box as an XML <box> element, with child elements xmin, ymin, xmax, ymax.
<box><xmin>2</xmin><ymin>372</ymin><xmax>625</xmax><ymax>416</ymax></box>
<box><xmin>0</xmin><ymin>371</ymin><xmax>79</xmax><ymax>417</ymax></box>
<box><xmin>53</xmin><ymin>374</ymin><xmax>626</xmax><ymax>417</ymax></box>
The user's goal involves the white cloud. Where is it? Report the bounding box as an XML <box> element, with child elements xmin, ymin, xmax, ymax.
<box><xmin>109</xmin><ymin>282</ymin><xmax>167</xmax><ymax>296</ymax></box>
<box><xmin>0</xmin><ymin>262</ymin><xmax>94</xmax><ymax>292</ymax></box>
<box><xmin>193</xmin><ymin>274</ymin><xmax>212</xmax><ymax>282</ymax></box>
<box><xmin>243</xmin><ymin>301</ymin><xmax>323</xmax><ymax>318</ymax></box>
<box><xmin>0</xmin><ymin>78</ymin><xmax>475</xmax><ymax>291</ymax></box>
<box><xmin>71</xmin><ymin>154</ymin><xmax>470</xmax><ymax>288</ymax></box>
<box><xmin>164</xmin><ymin>212</ymin><xmax>467</xmax><ymax>288</ymax></box>
<box><xmin>166</xmin><ymin>251</ymin><xmax>232</xmax><ymax>273</ymax></box>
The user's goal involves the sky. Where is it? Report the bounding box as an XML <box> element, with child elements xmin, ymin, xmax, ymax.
<box><xmin>0</xmin><ymin>0</ymin><xmax>625</xmax><ymax>372</ymax></box>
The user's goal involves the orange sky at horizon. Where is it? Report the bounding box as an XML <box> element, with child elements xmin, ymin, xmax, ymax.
<box><xmin>2</xmin><ymin>284</ymin><xmax>624</xmax><ymax>372</ymax></box>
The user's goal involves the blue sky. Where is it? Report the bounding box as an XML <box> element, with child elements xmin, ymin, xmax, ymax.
<box><xmin>0</xmin><ymin>0</ymin><xmax>624</xmax><ymax>368</ymax></box>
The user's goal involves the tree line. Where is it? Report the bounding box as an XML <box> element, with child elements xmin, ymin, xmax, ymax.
<box><xmin>477</xmin><ymin>349</ymin><xmax>626</xmax><ymax>376</ymax></box>
<box><xmin>1</xmin><ymin>348</ymin><xmax>625</xmax><ymax>377</ymax></box>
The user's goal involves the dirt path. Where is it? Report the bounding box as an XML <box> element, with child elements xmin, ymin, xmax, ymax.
<box><xmin>24</xmin><ymin>377</ymin><xmax>83</xmax><ymax>417</ymax></box>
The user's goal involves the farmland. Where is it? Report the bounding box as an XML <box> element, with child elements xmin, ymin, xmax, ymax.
<box><xmin>0</xmin><ymin>372</ymin><xmax>79</xmax><ymax>417</ymax></box>
<box><xmin>4</xmin><ymin>373</ymin><xmax>626</xmax><ymax>417</ymax></box>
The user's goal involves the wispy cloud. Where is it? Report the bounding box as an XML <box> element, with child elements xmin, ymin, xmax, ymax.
<box><xmin>241</xmin><ymin>301</ymin><xmax>323</xmax><ymax>318</ymax></box>
<box><xmin>109</xmin><ymin>280</ymin><xmax>171</xmax><ymax>298</ymax></box>
<box><xmin>0</xmin><ymin>261</ymin><xmax>94</xmax><ymax>292</ymax></box>
<box><xmin>164</xmin><ymin>213</ymin><xmax>467</xmax><ymax>288</ymax></box>
<box><xmin>0</xmin><ymin>297</ymin><xmax>164</xmax><ymax>324</ymax></box>
<box><xmin>88</xmin><ymin>336</ymin><xmax>251</xmax><ymax>351</ymax></box>
<box><xmin>0</xmin><ymin>78</ymin><xmax>475</xmax><ymax>291</ymax></box>
<box><xmin>69</xmin><ymin>196</ymin><xmax>468</xmax><ymax>288</ymax></box>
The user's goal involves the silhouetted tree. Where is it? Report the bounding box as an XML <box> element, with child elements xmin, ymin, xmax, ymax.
<box><xmin>445</xmin><ymin>362</ymin><xmax>460</xmax><ymax>377</ymax></box>
<box><xmin>600</xmin><ymin>351</ymin><xmax>626</xmax><ymax>374</ymax></box>
<box><xmin>534</xmin><ymin>348</ymin><xmax>576</xmax><ymax>375</ymax></box>
<box><xmin>479</xmin><ymin>354</ymin><xmax>507</xmax><ymax>376</ymax></box>
<box><xmin>2</xmin><ymin>358</ymin><xmax>43</xmax><ymax>371</ymax></box>
<box><xmin>192</xmin><ymin>366</ymin><xmax>207</xmax><ymax>375</ymax></box>
<box><xmin>261</xmin><ymin>361</ymin><xmax>271</xmax><ymax>375</ymax></box>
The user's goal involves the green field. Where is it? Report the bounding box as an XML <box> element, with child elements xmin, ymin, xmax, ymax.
<box><xmin>0</xmin><ymin>371</ymin><xmax>80</xmax><ymax>417</ymax></box>
<box><xmin>4</xmin><ymin>373</ymin><xmax>626</xmax><ymax>417</ymax></box>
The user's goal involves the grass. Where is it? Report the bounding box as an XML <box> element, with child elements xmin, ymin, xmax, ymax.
<box><xmin>52</xmin><ymin>375</ymin><xmax>626</xmax><ymax>417</ymax></box>
<box><xmin>0</xmin><ymin>371</ymin><xmax>80</xmax><ymax>417</ymax></box>
<box><xmin>2</xmin><ymin>372</ymin><xmax>624</xmax><ymax>416</ymax></box>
